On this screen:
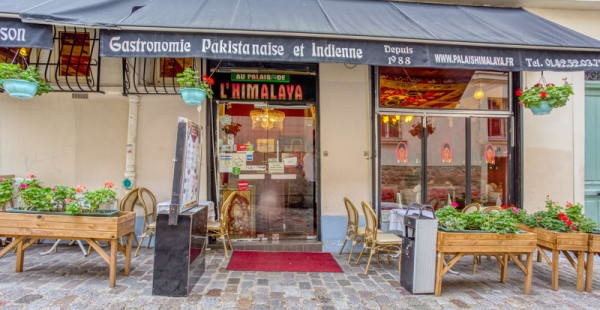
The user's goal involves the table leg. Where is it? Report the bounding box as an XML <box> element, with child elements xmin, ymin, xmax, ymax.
<box><xmin>434</xmin><ymin>252</ymin><xmax>444</xmax><ymax>296</ymax></box>
<box><xmin>577</xmin><ymin>251</ymin><xmax>585</xmax><ymax>292</ymax></box>
<box><xmin>587</xmin><ymin>251</ymin><xmax>595</xmax><ymax>292</ymax></box>
<box><xmin>124</xmin><ymin>233</ymin><xmax>132</xmax><ymax>276</ymax></box>
<box><xmin>109</xmin><ymin>239</ymin><xmax>117</xmax><ymax>288</ymax></box>
<box><xmin>525</xmin><ymin>252</ymin><xmax>533</xmax><ymax>295</ymax></box>
<box><xmin>500</xmin><ymin>254</ymin><xmax>508</xmax><ymax>283</ymax></box>
<box><xmin>552</xmin><ymin>250</ymin><xmax>559</xmax><ymax>291</ymax></box>
<box><xmin>15</xmin><ymin>239</ymin><xmax>24</xmax><ymax>273</ymax></box>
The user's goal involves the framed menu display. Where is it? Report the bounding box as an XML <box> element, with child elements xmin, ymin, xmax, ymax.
<box><xmin>169</xmin><ymin>117</ymin><xmax>202</xmax><ymax>225</ymax></box>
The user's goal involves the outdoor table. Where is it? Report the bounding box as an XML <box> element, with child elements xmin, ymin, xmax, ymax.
<box><xmin>0</xmin><ymin>211</ymin><xmax>135</xmax><ymax>288</ymax></box>
<box><xmin>435</xmin><ymin>230</ymin><xmax>537</xmax><ymax>296</ymax></box>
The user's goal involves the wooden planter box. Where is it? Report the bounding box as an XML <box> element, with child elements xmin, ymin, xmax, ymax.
<box><xmin>435</xmin><ymin>230</ymin><xmax>537</xmax><ymax>296</ymax></box>
<box><xmin>586</xmin><ymin>233</ymin><xmax>600</xmax><ymax>292</ymax></box>
<box><xmin>0</xmin><ymin>211</ymin><xmax>135</xmax><ymax>288</ymax></box>
<box><xmin>527</xmin><ymin>227</ymin><xmax>589</xmax><ymax>291</ymax></box>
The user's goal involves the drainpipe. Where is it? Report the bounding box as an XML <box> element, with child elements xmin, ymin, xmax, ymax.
<box><xmin>124</xmin><ymin>95</ymin><xmax>140</xmax><ymax>189</ymax></box>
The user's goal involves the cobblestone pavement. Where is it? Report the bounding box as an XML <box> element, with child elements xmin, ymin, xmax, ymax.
<box><xmin>2</xmin><ymin>244</ymin><xmax>600</xmax><ymax>309</ymax></box>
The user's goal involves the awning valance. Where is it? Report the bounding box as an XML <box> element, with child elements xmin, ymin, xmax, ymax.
<box><xmin>0</xmin><ymin>18</ymin><xmax>52</xmax><ymax>49</ymax></box>
<box><xmin>4</xmin><ymin>0</ymin><xmax>600</xmax><ymax>71</ymax></box>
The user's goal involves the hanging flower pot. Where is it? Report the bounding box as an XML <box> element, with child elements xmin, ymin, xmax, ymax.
<box><xmin>176</xmin><ymin>68</ymin><xmax>214</xmax><ymax>107</ymax></box>
<box><xmin>529</xmin><ymin>101</ymin><xmax>552</xmax><ymax>115</ymax></box>
<box><xmin>516</xmin><ymin>77</ymin><xmax>573</xmax><ymax>115</ymax></box>
<box><xmin>179</xmin><ymin>88</ymin><xmax>207</xmax><ymax>106</ymax></box>
<box><xmin>1</xmin><ymin>79</ymin><xmax>39</xmax><ymax>99</ymax></box>
<box><xmin>0</xmin><ymin>63</ymin><xmax>51</xmax><ymax>99</ymax></box>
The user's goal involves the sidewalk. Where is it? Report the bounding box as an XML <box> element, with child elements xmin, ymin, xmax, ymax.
<box><xmin>1</xmin><ymin>245</ymin><xmax>600</xmax><ymax>309</ymax></box>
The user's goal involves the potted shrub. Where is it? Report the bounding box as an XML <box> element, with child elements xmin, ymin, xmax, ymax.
<box><xmin>0</xmin><ymin>63</ymin><xmax>52</xmax><ymax>99</ymax></box>
<box><xmin>0</xmin><ymin>177</ymin><xmax>15</xmax><ymax>211</ymax></box>
<box><xmin>516</xmin><ymin>79</ymin><xmax>573</xmax><ymax>115</ymax></box>
<box><xmin>176</xmin><ymin>68</ymin><xmax>214</xmax><ymax>107</ymax></box>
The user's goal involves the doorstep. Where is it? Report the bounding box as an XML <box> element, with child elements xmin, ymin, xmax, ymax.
<box><xmin>208</xmin><ymin>239</ymin><xmax>323</xmax><ymax>252</ymax></box>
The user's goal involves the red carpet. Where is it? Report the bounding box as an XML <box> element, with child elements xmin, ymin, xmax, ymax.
<box><xmin>227</xmin><ymin>251</ymin><xmax>343</xmax><ymax>272</ymax></box>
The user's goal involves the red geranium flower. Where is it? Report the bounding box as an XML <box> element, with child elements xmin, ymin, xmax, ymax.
<box><xmin>537</xmin><ymin>217</ymin><xmax>541</xmax><ymax>221</ymax></box>
<box><xmin>540</xmin><ymin>92</ymin><xmax>548</xmax><ymax>99</ymax></box>
<box><xmin>516</xmin><ymin>88</ymin><xmax>523</xmax><ymax>96</ymax></box>
<box><xmin>206</xmin><ymin>77</ymin><xmax>215</xmax><ymax>85</ymax></box>
<box><xmin>534</xmin><ymin>83</ymin><xmax>542</xmax><ymax>87</ymax></box>
<box><xmin>572</xmin><ymin>226</ymin><xmax>577</xmax><ymax>231</ymax></box>
<box><xmin>566</xmin><ymin>220</ymin><xmax>573</xmax><ymax>227</ymax></box>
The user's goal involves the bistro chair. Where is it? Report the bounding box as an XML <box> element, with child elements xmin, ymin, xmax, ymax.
<box><xmin>87</xmin><ymin>188</ymin><xmax>140</xmax><ymax>256</ymax></box>
<box><xmin>208</xmin><ymin>193</ymin><xmax>236</xmax><ymax>258</ymax></box>
<box><xmin>462</xmin><ymin>202</ymin><xmax>481</xmax><ymax>214</ymax></box>
<box><xmin>135</xmin><ymin>187</ymin><xmax>157</xmax><ymax>257</ymax></box>
<box><xmin>356</xmin><ymin>201</ymin><xmax>402</xmax><ymax>275</ymax></box>
<box><xmin>340</xmin><ymin>197</ymin><xmax>383</xmax><ymax>263</ymax></box>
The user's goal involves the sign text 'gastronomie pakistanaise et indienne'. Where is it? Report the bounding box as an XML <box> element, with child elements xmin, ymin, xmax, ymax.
<box><xmin>100</xmin><ymin>30</ymin><xmax>600</xmax><ymax>71</ymax></box>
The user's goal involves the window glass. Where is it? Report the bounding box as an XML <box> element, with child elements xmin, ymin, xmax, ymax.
<box><xmin>59</xmin><ymin>32</ymin><xmax>90</xmax><ymax>77</ymax></box>
<box><xmin>379</xmin><ymin>67</ymin><xmax>508</xmax><ymax>110</ymax></box>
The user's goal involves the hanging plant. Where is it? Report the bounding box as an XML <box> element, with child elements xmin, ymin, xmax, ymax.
<box><xmin>516</xmin><ymin>77</ymin><xmax>573</xmax><ymax>115</ymax></box>
<box><xmin>0</xmin><ymin>63</ymin><xmax>52</xmax><ymax>99</ymax></box>
<box><xmin>176</xmin><ymin>68</ymin><xmax>214</xmax><ymax>106</ymax></box>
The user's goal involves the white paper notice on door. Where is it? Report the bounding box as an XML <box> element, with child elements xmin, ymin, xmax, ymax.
<box><xmin>268</xmin><ymin>161</ymin><xmax>284</xmax><ymax>174</ymax></box>
<box><xmin>283</xmin><ymin>156</ymin><xmax>297</xmax><ymax>168</ymax></box>
<box><xmin>231</xmin><ymin>152</ymin><xmax>247</xmax><ymax>170</ymax></box>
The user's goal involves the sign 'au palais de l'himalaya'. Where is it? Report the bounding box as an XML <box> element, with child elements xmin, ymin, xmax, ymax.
<box><xmin>212</xmin><ymin>72</ymin><xmax>316</xmax><ymax>102</ymax></box>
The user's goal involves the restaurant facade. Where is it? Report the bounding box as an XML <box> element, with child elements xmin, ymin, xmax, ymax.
<box><xmin>1</xmin><ymin>1</ymin><xmax>600</xmax><ymax>251</ymax></box>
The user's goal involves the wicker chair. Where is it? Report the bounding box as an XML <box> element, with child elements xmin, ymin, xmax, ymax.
<box><xmin>462</xmin><ymin>202</ymin><xmax>482</xmax><ymax>214</ymax></box>
<box><xmin>208</xmin><ymin>193</ymin><xmax>235</xmax><ymax>257</ymax></box>
<box><xmin>356</xmin><ymin>201</ymin><xmax>402</xmax><ymax>275</ymax></box>
<box><xmin>135</xmin><ymin>188</ymin><xmax>157</xmax><ymax>257</ymax></box>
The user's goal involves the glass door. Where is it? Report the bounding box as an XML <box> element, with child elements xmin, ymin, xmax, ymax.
<box><xmin>216</xmin><ymin>102</ymin><xmax>317</xmax><ymax>240</ymax></box>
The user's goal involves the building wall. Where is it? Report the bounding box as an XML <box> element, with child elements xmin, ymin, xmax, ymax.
<box><xmin>319</xmin><ymin>63</ymin><xmax>372</xmax><ymax>252</ymax></box>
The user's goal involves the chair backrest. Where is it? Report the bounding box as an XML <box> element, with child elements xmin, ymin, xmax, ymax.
<box><xmin>137</xmin><ymin>187</ymin><xmax>157</xmax><ymax>225</ymax></box>
<box><xmin>120</xmin><ymin>188</ymin><xmax>140</xmax><ymax>212</ymax></box>
<box><xmin>484</xmin><ymin>205</ymin><xmax>503</xmax><ymax>212</ymax></box>
<box><xmin>220</xmin><ymin>192</ymin><xmax>237</xmax><ymax>233</ymax></box>
<box><xmin>361</xmin><ymin>201</ymin><xmax>378</xmax><ymax>242</ymax></box>
<box><xmin>462</xmin><ymin>202</ymin><xmax>482</xmax><ymax>214</ymax></box>
<box><xmin>343</xmin><ymin>197</ymin><xmax>359</xmax><ymax>232</ymax></box>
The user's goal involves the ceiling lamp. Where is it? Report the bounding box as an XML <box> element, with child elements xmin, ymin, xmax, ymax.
<box><xmin>473</xmin><ymin>88</ymin><xmax>485</xmax><ymax>100</ymax></box>
<box><xmin>250</xmin><ymin>108</ymin><xmax>285</xmax><ymax>130</ymax></box>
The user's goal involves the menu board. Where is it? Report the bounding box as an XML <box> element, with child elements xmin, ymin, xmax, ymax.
<box><xmin>171</xmin><ymin>117</ymin><xmax>202</xmax><ymax>211</ymax></box>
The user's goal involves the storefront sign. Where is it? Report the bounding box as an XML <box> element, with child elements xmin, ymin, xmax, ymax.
<box><xmin>213</xmin><ymin>72</ymin><xmax>315</xmax><ymax>102</ymax></box>
<box><xmin>101</xmin><ymin>29</ymin><xmax>600</xmax><ymax>71</ymax></box>
<box><xmin>0</xmin><ymin>18</ymin><xmax>53</xmax><ymax>49</ymax></box>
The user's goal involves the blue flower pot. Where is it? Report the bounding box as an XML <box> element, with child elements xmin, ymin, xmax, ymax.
<box><xmin>179</xmin><ymin>88</ymin><xmax>207</xmax><ymax>106</ymax></box>
<box><xmin>1</xmin><ymin>79</ymin><xmax>39</xmax><ymax>99</ymax></box>
<box><xmin>530</xmin><ymin>101</ymin><xmax>552</xmax><ymax>115</ymax></box>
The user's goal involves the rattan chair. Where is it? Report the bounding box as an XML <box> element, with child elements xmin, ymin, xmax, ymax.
<box><xmin>135</xmin><ymin>187</ymin><xmax>157</xmax><ymax>257</ymax></box>
<box><xmin>208</xmin><ymin>193</ymin><xmax>235</xmax><ymax>257</ymax></box>
<box><xmin>340</xmin><ymin>197</ymin><xmax>384</xmax><ymax>263</ymax></box>
<box><xmin>462</xmin><ymin>202</ymin><xmax>482</xmax><ymax>214</ymax></box>
<box><xmin>356</xmin><ymin>201</ymin><xmax>402</xmax><ymax>275</ymax></box>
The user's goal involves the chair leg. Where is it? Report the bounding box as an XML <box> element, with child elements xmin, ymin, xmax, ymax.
<box><xmin>222</xmin><ymin>236</ymin><xmax>229</xmax><ymax>258</ymax></box>
<box><xmin>355</xmin><ymin>243</ymin><xmax>367</xmax><ymax>264</ymax></box>
<box><xmin>147</xmin><ymin>232</ymin><xmax>153</xmax><ymax>249</ymax></box>
<box><xmin>226</xmin><ymin>233</ymin><xmax>233</xmax><ymax>251</ymax></box>
<box><xmin>135</xmin><ymin>232</ymin><xmax>147</xmax><ymax>257</ymax></box>
<box><xmin>339</xmin><ymin>236</ymin><xmax>349</xmax><ymax>255</ymax></box>
<box><xmin>364</xmin><ymin>247</ymin><xmax>375</xmax><ymax>275</ymax></box>
<box><xmin>348</xmin><ymin>240</ymin><xmax>357</xmax><ymax>264</ymax></box>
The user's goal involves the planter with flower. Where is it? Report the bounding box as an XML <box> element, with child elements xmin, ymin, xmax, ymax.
<box><xmin>434</xmin><ymin>205</ymin><xmax>537</xmax><ymax>296</ymax></box>
<box><xmin>516</xmin><ymin>79</ymin><xmax>574</xmax><ymax>115</ymax></box>
<box><xmin>176</xmin><ymin>68</ymin><xmax>214</xmax><ymax>107</ymax></box>
<box><xmin>0</xmin><ymin>63</ymin><xmax>52</xmax><ymax>99</ymax></box>
<box><xmin>0</xmin><ymin>177</ymin><xmax>15</xmax><ymax>211</ymax></box>
<box><xmin>520</xmin><ymin>196</ymin><xmax>595</xmax><ymax>291</ymax></box>
<box><xmin>0</xmin><ymin>178</ymin><xmax>134</xmax><ymax>288</ymax></box>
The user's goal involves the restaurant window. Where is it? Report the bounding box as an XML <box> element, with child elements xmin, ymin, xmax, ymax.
<box><xmin>377</xmin><ymin>67</ymin><xmax>513</xmax><ymax>224</ymax></box>
<box><xmin>59</xmin><ymin>32</ymin><xmax>91</xmax><ymax>77</ymax></box>
<box><xmin>0</xmin><ymin>48</ymin><xmax>30</xmax><ymax>68</ymax></box>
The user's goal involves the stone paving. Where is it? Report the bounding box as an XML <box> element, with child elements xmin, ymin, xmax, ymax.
<box><xmin>1</xmin><ymin>244</ymin><xmax>600</xmax><ymax>309</ymax></box>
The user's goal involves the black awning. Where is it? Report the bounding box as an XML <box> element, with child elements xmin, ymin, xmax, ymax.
<box><xmin>0</xmin><ymin>18</ymin><xmax>52</xmax><ymax>49</ymax></box>
<box><xmin>4</xmin><ymin>0</ymin><xmax>600</xmax><ymax>70</ymax></box>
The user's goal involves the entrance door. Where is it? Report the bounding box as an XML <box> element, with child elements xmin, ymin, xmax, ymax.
<box><xmin>585</xmin><ymin>81</ymin><xmax>600</xmax><ymax>224</ymax></box>
<box><xmin>216</xmin><ymin>102</ymin><xmax>317</xmax><ymax>240</ymax></box>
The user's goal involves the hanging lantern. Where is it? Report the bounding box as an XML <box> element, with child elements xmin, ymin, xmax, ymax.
<box><xmin>250</xmin><ymin>108</ymin><xmax>285</xmax><ymax>130</ymax></box>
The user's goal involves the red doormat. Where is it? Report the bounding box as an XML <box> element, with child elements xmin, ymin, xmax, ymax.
<box><xmin>227</xmin><ymin>251</ymin><xmax>343</xmax><ymax>272</ymax></box>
